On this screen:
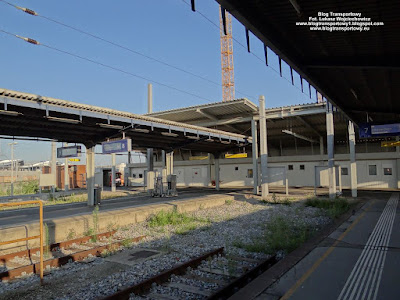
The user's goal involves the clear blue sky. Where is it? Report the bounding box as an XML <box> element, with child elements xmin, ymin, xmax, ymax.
<box><xmin>0</xmin><ymin>0</ymin><xmax>317</xmax><ymax>164</ymax></box>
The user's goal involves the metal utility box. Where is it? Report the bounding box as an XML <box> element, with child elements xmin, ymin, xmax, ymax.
<box><xmin>167</xmin><ymin>174</ymin><xmax>177</xmax><ymax>196</ymax></box>
<box><xmin>94</xmin><ymin>186</ymin><xmax>101</xmax><ymax>205</ymax></box>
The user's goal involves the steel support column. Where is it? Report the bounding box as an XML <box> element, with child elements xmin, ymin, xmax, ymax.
<box><xmin>319</xmin><ymin>136</ymin><xmax>324</xmax><ymax>156</ymax></box>
<box><xmin>86</xmin><ymin>146</ymin><xmax>95</xmax><ymax>206</ymax></box>
<box><xmin>348</xmin><ymin>121</ymin><xmax>357</xmax><ymax>197</ymax></box>
<box><xmin>259</xmin><ymin>96</ymin><xmax>269</xmax><ymax>199</ymax></box>
<box><xmin>166</xmin><ymin>151</ymin><xmax>173</xmax><ymax>175</ymax></box>
<box><xmin>147</xmin><ymin>148</ymin><xmax>154</xmax><ymax>171</ymax></box>
<box><xmin>51</xmin><ymin>141</ymin><xmax>57</xmax><ymax>194</ymax></box>
<box><xmin>64</xmin><ymin>143</ymin><xmax>69</xmax><ymax>191</ymax></box>
<box><xmin>111</xmin><ymin>153</ymin><xmax>116</xmax><ymax>192</ymax></box>
<box><xmin>214</xmin><ymin>154</ymin><xmax>220</xmax><ymax>191</ymax></box>
<box><xmin>251</xmin><ymin>119</ymin><xmax>259</xmax><ymax>195</ymax></box>
<box><xmin>326</xmin><ymin>106</ymin><xmax>336</xmax><ymax>199</ymax></box>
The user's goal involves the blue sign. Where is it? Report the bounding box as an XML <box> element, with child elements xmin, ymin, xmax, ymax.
<box><xmin>359</xmin><ymin>123</ymin><xmax>400</xmax><ymax>138</ymax></box>
<box><xmin>102</xmin><ymin>139</ymin><xmax>132</xmax><ymax>154</ymax></box>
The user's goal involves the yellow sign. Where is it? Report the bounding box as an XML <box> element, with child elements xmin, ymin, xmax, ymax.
<box><xmin>68</xmin><ymin>158</ymin><xmax>81</xmax><ymax>162</ymax></box>
<box><xmin>381</xmin><ymin>141</ymin><xmax>400</xmax><ymax>147</ymax></box>
<box><xmin>225</xmin><ymin>153</ymin><xmax>248</xmax><ymax>159</ymax></box>
<box><xmin>189</xmin><ymin>156</ymin><xmax>208</xmax><ymax>160</ymax></box>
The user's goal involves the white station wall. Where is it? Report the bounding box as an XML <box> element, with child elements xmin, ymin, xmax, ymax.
<box><xmin>126</xmin><ymin>154</ymin><xmax>398</xmax><ymax>190</ymax></box>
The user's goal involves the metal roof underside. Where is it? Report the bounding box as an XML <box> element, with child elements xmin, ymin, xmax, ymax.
<box><xmin>0</xmin><ymin>89</ymin><xmax>250</xmax><ymax>153</ymax></box>
<box><xmin>215</xmin><ymin>0</ymin><xmax>400</xmax><ymax>125</ymax></box>
<box><xmin>148</xmin><ymin>100</ymin><xmax>354</xmax><ymax>148</ymax></box>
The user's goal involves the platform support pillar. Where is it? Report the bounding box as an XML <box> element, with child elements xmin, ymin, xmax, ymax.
<box><xmin>259</xmin><ymin>96</ymin><xmax>269</xmax><ymax>199</ymax></box>
<box><xmin>251</xmin><ymin>119</ymin><xmax>259</xmax><ymax>195</ymax></box>
<box><xmin>319</xmin><ymin>136</ymin><xmax>324</xmax><ymax>156</ymax></box>
<box><xmin>111</xmin><ymin>153</ymin><xmax>116</xmax><ymax>192</ymax></box>
<box><xmin>214</xmin><ymin>154</ymin><xmax>220</xmax><ymax>191</ymax></box>
<box><xmin>64</xmin><ymin>143</ymin><xmax>69</xmax><ymax>191</ymax></box>
<box><xmin>348</xmin><ymin>121</ymin><xmax>357</xmax><ymax>197</ymax></box>
<box><xmin>326</xmin><ymin>104</ymin><xmax>336</xmax><ymax>199</ymax></box>
<box><xmin>86</xmin><ymin>146</ymin><xmax>95</xmax><ymax>206</ymax></box>
<box><xmin>166</xmin><ymin>151</ymin><xmax>173</xmax><ymax>175</ymax></box>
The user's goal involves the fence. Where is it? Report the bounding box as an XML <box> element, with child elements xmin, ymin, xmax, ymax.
<box><xmin>0</xmin><ymin>200</ymin><xmax>44</xmax><ymax>284</ymax></box>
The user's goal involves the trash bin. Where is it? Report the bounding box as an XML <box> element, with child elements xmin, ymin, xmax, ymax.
<box><xmin>94</xmin><ymin>187</ymin><xmax>101</xmax><ymax>206</ymax></box>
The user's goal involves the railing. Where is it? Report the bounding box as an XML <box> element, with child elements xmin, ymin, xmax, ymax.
<box><xmin>0</xmin><ymin>200</ymin><xmax>44</xmax><ymax>284</ymax></box>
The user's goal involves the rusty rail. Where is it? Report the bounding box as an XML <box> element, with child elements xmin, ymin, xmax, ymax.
<box><xmin>0</xmin><ymin>200</ymin><xmax>44</xmax><ymax>284</ymax></box>
<box><xmin>207</xmin><ymin>255</ymin><xmax>277</xmax><ymax>300</ymax></box>
<box><xmin>102</xmin><ymin>247</ymin><xmax>225</xmax><ymax>300</ymax></box>
<box><xmin>0</xmin><ymin>235</ymin><xmax>145</xmax><ymax>281</ymax></box>
<box><xmin>0</xmin><ymin>230</ymin><xmax>117</xmax><ymax>263</ymax></box>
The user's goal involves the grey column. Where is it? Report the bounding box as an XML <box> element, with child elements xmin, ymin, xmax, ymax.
<box><xmin>64</xmin><ymin>142</ymin><xmax>69</xmax><ymax>191</ymax></box>
<box><xmin>319</xmin><ymin>136</ymin><xmax>324</xmax><ymax>156</ymax></box>
<box><xmin>166</xmin><ymin>151</ymin><xmax>173</xmax><ymax>175</ymax></box>
<box><xmin>147</xmin><ymin>148</ymin><xmax>154</xmax><ymax>171</ymax></box>
<box><xmin>214</xmin><ymin>154</ymin><xmax>220</xmax><ymax>191</ymax></box>
<box><xmin>86</xmin><ymin>146</ymin><xmax>95</xmax><ymax>206</ymax></box>
<box><xmin>51</xmin><ymin>141</ymin><xmax>57</xmax><ymax>193</ymax></box>
<box><xmin>259</xmin><ymin>95</ymin><xmax>269</xmax><ymax>199</ymax></box>
<box><xmin>251</xmin><ymin>119</ymin><xmax>259</xmax><ymax>195</ymax></box>
<box><xmin>326</xmin><ymin>104</ymin><xmax>336</xmax><ymax>199</ymax></box>
<box><xmin>161</xmin><ymin>150</ymin><xmax>166</xmax><ymax>169</ymax></box>
<box><xmin>111</xmin><ymin>153</ymin><xmax>116</xmax><ymax>192</ymax></box>
<box><xmin>348</xmin><ymin>121</ymin><xmax>357</xmax><ymax>197</ymax></box>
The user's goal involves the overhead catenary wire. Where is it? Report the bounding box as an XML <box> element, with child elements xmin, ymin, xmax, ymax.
<box><xmin>0</xmin><ymin>0</ymin><xmax>255</xmax><ymax>101</ymax></box>
<box><xmin>180</xmin><ymin>0</ymin><xmax>316</xmax><ymax>101</ymax></box>
<box><xmin>0</xmin><ymin>28</ymin><xmax>218</xmax><ymax>102</ymax></box>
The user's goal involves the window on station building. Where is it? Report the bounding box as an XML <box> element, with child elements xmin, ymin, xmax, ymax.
<box><xmin>132</xmin><ymin>174</ymin><xmax>137</xmax><ymax>178</ymax></box>
<box><xmin>235</xmin><ymin>166</ymin><xmax>239</xmax><ymax>171</ymax></box>
<box><xmin>369</xmin><ymin>165</ymin><xmax>377</xmax><ymax>176</ymax></box>
<box><xmin>247</xmin><ymin>169</ymin><xmax>253</xmax><ymax>178</ymax></box>
<box><xmin>384</xmin><ymin>168</ymin><xmax>392</xmax><ymax>175</ymax></box>
<box><xmin>341</xmin><ymin>167</ymin><xmax>349</xmax><ymax>175</ymax></box>
<box><xmin>288</xmin><ymin>165</ymin><xmax>293</xmax><ymax>170</ymax></box>
<box><xmin>139</xmin><ymin>173</ymin><xmax>143</xmax><ymax>178</ymax></box>
<box><xmin>300</xmin><ymin>165</ymin><xmax>305</xmax><ymax>170</ymax></box>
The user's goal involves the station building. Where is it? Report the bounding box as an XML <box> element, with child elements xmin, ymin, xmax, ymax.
<box><xmin>124</xmin><ymin>99</ymin><xmax>399</xmax><ymax>191</ymax></box>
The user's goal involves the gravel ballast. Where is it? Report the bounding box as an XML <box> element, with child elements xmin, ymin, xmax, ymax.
<box><xmin>0</xmin><ymin>198</ymin><xmax>332</xmax><ymax>300</ymax></box>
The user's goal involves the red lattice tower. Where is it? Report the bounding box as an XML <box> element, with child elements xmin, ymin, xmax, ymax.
<box><xmin>219</xmin><ymin>8</ymin><xmax>235</xmax><ymax>102</ymax></box>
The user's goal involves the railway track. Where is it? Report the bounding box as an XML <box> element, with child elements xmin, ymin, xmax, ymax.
<box><xmin>103</xmin><ymin>247</ymin><xmax>277</xmax><ymax>300</ymax></box>
<box><xmin>0</xmin><ymin>231</ymin><xmax>145</xmax><ymax>281</ymax></box>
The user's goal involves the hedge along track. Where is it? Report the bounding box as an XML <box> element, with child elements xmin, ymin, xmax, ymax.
<box><xmin>0</xmin><ymin>230</ymin><xmax>146</xmax><ymax>281</ymax></box>
<box><xmin>102</xmin><ymin>247</ymin><xmax>277</xmax><ymax>300</ymax></box>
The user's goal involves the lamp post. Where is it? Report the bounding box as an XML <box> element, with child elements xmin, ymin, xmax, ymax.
<box><xmin>8</xmin><ymin>142</ymin><xmax>17</xmax><ymax>196</ymax></box>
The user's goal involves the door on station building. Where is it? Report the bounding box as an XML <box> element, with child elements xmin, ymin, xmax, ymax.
<box><xmin>175</xmin><ymin>169</ymin><xmax>184</xmax><ymax>185</ymax></box>
<box><xmin>191</xmin><ymin>168</ymin><xmax>202</xmax><ymax>186</ymax></box>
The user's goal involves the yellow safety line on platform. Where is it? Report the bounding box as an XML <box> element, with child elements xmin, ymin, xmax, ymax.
<box><xmin>281</xmin><ymin>200</ymin><xmax>375</xmax><ymax>300</ymax></box>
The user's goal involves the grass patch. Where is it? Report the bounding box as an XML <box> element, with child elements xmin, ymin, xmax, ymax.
<box><xmin>225</xmin><ymin>199</ymin><xmax>233</xmax><ymax>205</ymax></box>
<box><xmin>305</xmin><ymin>197</ymin><xmax>350</xmax><ymax>219</ymax></box>
<box><xmin>148</xmin><ymin>209</ymin><xmax>196</xmax><ymax>227</ymax></box>
<box><xmin>233</xmin><ymin>216</ymin><xmax>314</xmax><ymax>255</ymax></box>
<box><xmin>148</xmin><ymin>209</ymin><xmax>211</xmax><ymax>235</ymax></box>
<box><xmin>120</xmin><ymin>238</ymin><xmax>134</xmax><ymax>248</ymax></box>
<box><xmin>0</xmin><ymin>180</ymin><xmax>39</xmax><ymax>196</ymax></box>
<box><xmin>175</xmin><ymin>223</ymin><xmax>198</xmax><ymax>235</ymax></box>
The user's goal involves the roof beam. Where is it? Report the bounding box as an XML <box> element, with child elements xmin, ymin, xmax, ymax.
<box><xmin>282</xmin><ymin>129</ymin><xmax>319</xmax><ymax>143</ymax></box>
<box><xmin>195</xmin><ymin>108</ymin><xmax>218</xmax><ymax>121</ymax></box>
<box><xmin>295</xmin><ymin>116</ymin><xmax>322</xmax><ymax>137</ymax></box>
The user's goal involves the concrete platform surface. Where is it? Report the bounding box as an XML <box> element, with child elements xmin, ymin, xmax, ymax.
<box><xmin>232</xmin><ymin>192</ymin><xmax>400</xmax><ymax>300</ymax></box>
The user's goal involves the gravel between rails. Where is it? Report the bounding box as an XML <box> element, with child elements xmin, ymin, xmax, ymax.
<box><xmin>0</xmin><ymin>199</ymin><xmax>331</xmax><ymax>300</ymax></box>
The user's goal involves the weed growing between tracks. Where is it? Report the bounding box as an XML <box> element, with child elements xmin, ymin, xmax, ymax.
<box><xmin>148</xmin><ymin>208</ymin><xmax>211</xmax><ymax>235</ymax></box>
<box><xmin>305</xmin><ymin>197</ymin><xmax>350</xmax><ymax>219</ymax></box>
<box><xmin>233</xmin><ymin>216</ymin><xmax>314</xmax><ymax>255</ymax></box>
